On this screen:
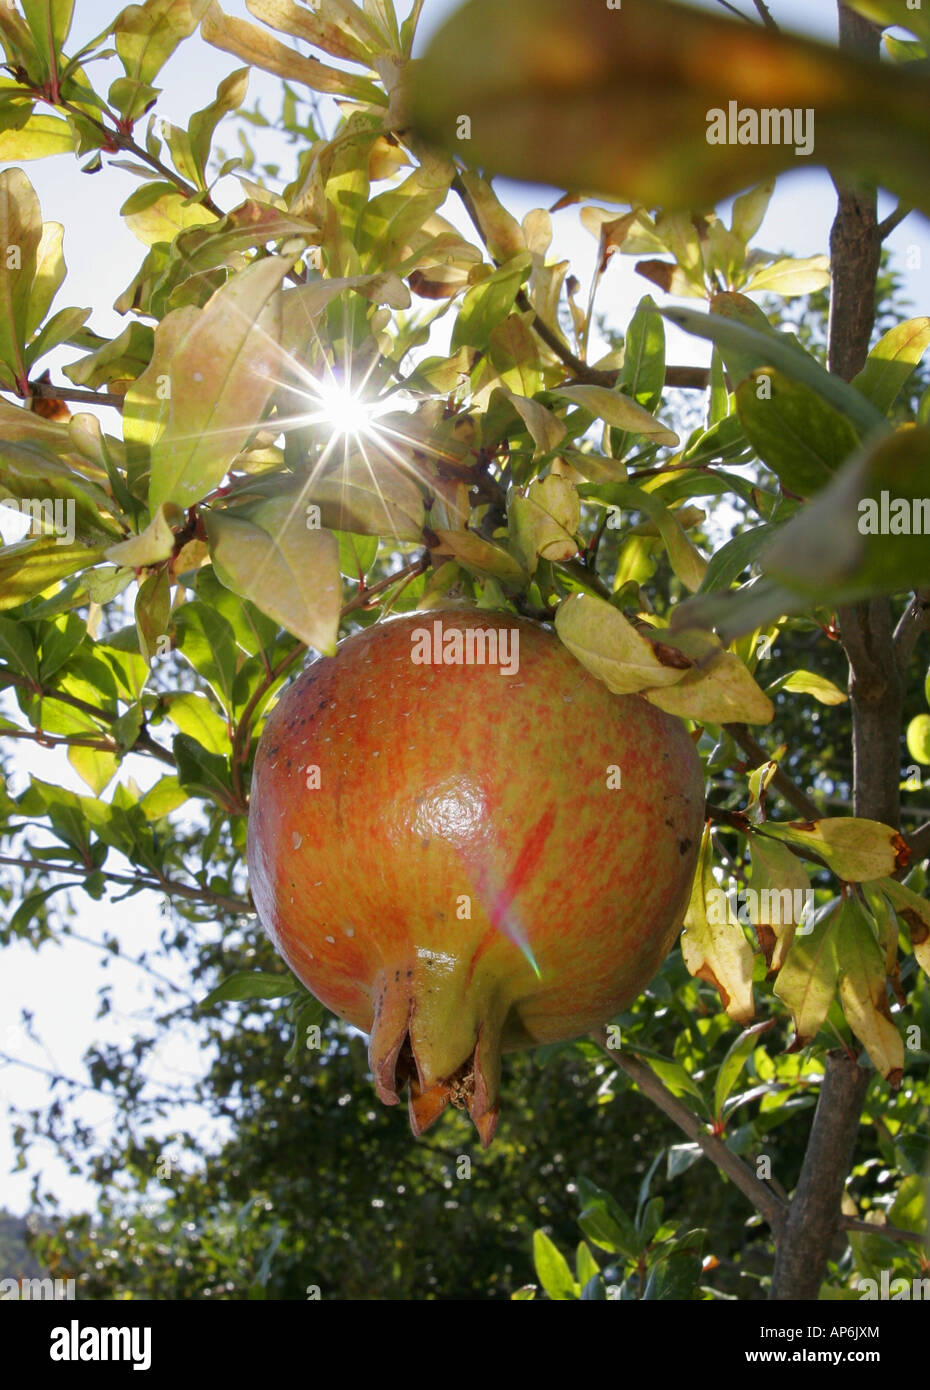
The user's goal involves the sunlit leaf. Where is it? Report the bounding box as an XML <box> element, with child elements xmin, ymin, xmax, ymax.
<box><xmin>149</xmin><ymin>255</ymin><xmax>292</xmax><ymax>512</ymax></box>
<box><xmin>681</xmin><ymin>824</ymin><xmax>755</xmax><ymax>1024</ymax></box>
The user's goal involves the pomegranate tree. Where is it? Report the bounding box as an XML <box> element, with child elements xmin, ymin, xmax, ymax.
<box><xmin>247</xmin><ymin>609</ymin><xmax>704</xmax><ymax>1146</ymax></box>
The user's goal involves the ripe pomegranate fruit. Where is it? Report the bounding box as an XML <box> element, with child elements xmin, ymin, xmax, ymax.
<box><xmin>247</xmin><ymin>609</ymin><xmax>704</xmax><ymax>1146</ymax></box>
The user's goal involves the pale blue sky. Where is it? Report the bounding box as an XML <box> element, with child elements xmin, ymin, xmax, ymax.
<box><xmin>2</xmin><ymin>0</ymin><xmax>928</xmax><ymax>1217</ymax></box>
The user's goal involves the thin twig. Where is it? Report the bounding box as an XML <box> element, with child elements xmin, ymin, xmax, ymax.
<box><xmin>893</xmin><ymin>588</ymin><xmax>930</xmax><ymax>675</ymax></box>
<box><xmin>877</xmin><ymin>205</ymin><xmax>912</xmax><ymax>240</ymax></box>
<box><xmin>724</xmin><ymin>723</ymin><xmax>823</xmax><ymax>821</ymax></box>
<box><xmin>752</xmin><ymin>0</ymin><xmax>779</xmax><ymax>30</ymax></box>
<box><xmin>593</xmin><ymin>1031</ymin><xmax>786</xmax><ymax>1234</ymax></box>
<box><xmin>0</xmin><ymin>669</ymin><xmax>176</xmax><ymax>768</ymax></box>
<box><xmin>0</xmin><ymin>852</ymin><xmax>252</xmax><ymax>916</ymax></box>
<box><xmin>840</xmin><ymin>1217</ymin><xmax>927</xmax><ymax>1246</ymax></box>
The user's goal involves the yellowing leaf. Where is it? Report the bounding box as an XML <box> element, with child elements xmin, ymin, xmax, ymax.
<box><xmin>748</xmin><ymin>833</ymin><xmax>812</xmax><ymax>974</ymax></box>
<box><xmin>760</xmin><ymin>817</ymin><xmax>910</xmax><ymax>882</ymax></box>
<box><xmin>431</xmin><ymin>528</ymin><xmax>526</xmax><ymax>583</ymax></box>
<box><xmin>744</xmin><ymin>255</ymin><xmax>831</xmax><ymax>297</ymax></box>
<box><xmin>681</xmin><ymin>824</ymin><xmax>755</xmax><ymax>1024</ymax></box>
<box><xmin>121</xmin><ymin>181</ymin><xmax>216</xmax><ymax>246</ymax></box>
<box><xmin>878</xmin><ymin>877</ymin><xmax>930</xmax><ymax>980</ymax></box>
<box><xmin>555</xmin><ymin>593</ymin><xmax>695</xmax><ymax>695</ymax></box>
<box><xmin>554</xmin><ymin>384</ymin><xmax>678</xmax><ymax>447</ymax></box>
<box><xmin>122</xmin><ymin>304</ymin><xmax>199</xmax><ymax>451</ymax></box>
<box><xmin>204</xmin><ymin>499</ymin><xmax>341</xmax><ymax>655</ymax></box>
<box><xmin>245</xmin><ymin>0</ymin><xmax>375</xmax><ymax>64</ymax></box>
<box><xmin>835</xmin><ymin>899</ymin><xmax>904</xmax><ymax>1084</ymax></box>
<box><xmin>852</xmin><ymin>316</ymin><xmax>930</xmax><ymax>415</ymax></box>
<box><xmin>302</xmin><ymin>453</ymin><xmax>425</xmax><ymax>542</ymax></box>
<box><xmin>105</xmin><ymin>503</ymin><xmax>175</xmax><ymax>568</ymax></box>
<box><xmin>906</xmin><ymin>713</ymin><xmax>930</xmax><ymax>764</ymax></box>
<box><xmin>510</xmin><ymin>474</ymin><xmax>579</xmax><ymax>574</ymax></box>
<box><xmin>115</xmin><ymin>0</ymin><xmax>214</xmax><ymax>84</ymax></box>
<box><xmin>0</xmin><ymin>113</ymin><xmax>76</xmax><ymax>160</ymax></box>
<box><xmin>202</xmin><ymin>1</ymin><xmax>386</xmax><ymax>103</ymax></box>
<box><xmin>0</xmin><ymin>168</ymin><xmax>42</xmax><ymax>385</ymax></box>
<box><xmin>500</xmin><ymin>388</ymin><xmax>566</xmax><ymax>456</ymax></box>
<box><xmin>767</xmin><ymin>669</ymin><xmax>849</xmax><ymax>706</ymax></box>
<box><xmin>149</xmin><ymin>255</ymin><xmax>292</xmax><ymax>512</ymax></box>
<box><xmin>643</xmin><ymin>635</ymin><xmax>774</xmax><ymax>726</ymax></box>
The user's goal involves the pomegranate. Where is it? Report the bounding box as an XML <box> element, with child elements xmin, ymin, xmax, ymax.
<box><xmin>247</xmin><ymin>609</ymin><xmax>704</xmax><ymax>1146</ymax></box>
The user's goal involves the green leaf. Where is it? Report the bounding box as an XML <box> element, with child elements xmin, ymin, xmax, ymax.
<box><xmin>412</xmin><ymin>0</ymin><xmax>930</xmax><ymax>219</ymax></box>
<box><xmin>0</xmin><ymin>536</ymin><xmax>105</xmax><ymax>609</ymax></box>
<box><xmin>172</xmin><ymin>601</ymin><xmax>239</xmax><ymax>712</ymax></box>
<box><xmin>63</xmin><ymin>321</ymin><xmax>154</xmax><ymax>390</ymax></box>
<box><xmin>664</xmin><ymin>306</ymin><xmax>888</xmax><ymax>439</ymax></box>
<box><xmin>25</xmin><ymin>218</ymin><xmax>65</xmax><ymax>338</ymax></box>
<box><xmin>159</xmin><ymin>691</ymin><xmax>227</xmax><ymax>754</ymax></box>
<box><xmin>735</xmin><ymin>368</ymin><xmax>861</xmax><ymax>497</ymax></box>
<box><xmin>773</xmin><ymin>899</ymin><xmax>841</xmax><ymax>1046</ymax></box>
<box><xmin>120</xmin><ymin>179</ymin><xmax>216</xmax><ymax>246</ymax></box>
<box><xmin>21</xmin><ymin>1</ymin><xmax>74</xmax><ymax>76</ymax></box>
<box><xmin>696</xmin><ymin>525</ymin><xmax>775</xmax><ymax>596</ymax></box>
<box><xmin>200</xmin><ymin>970</ymin><xmax>300</xmax><ymax>1008</ymax></box>
<box><xmin>532</xmin><ymin>1230</ymin><xmax>577</xmax><ymax>1300</ymax></box>
<box><xmin>681</xmin><ymin>824</ymin><xmax>755</xmax><ymax>1023</ymax></box>
<box><xmin>762</xmin><ymin>428</ymin><xmax>930</xmax><ymax>601</ymax></box>
<box><xmin>149</xmin><ymin>254</ymin><xmax>292</xmax><ymax>513</ymax></box>
<box><xmin>431</xmin><ymin>528</ymin><xmax>525</xmax><ymax>585</ymax></box>
<box><xmin>204</xmin><ymin>499</ymin><xmax>342</xmax><ymax>657</ymax></box>
<box><xmin>106</xmin><ymin>503</ymin><xmax>175</xmax><ymax>568</ymax></box>
<box><xmin>172</xmin><ymin>731</ymin><xmax>235</xmax><ymax>807</ymax></box>
<box><xmin>187</xmin><ymin>66</ymin><xmax>249</xmax><ymax>189</ymax></box>
<box><xmin>714</xmin><ymin>1020</ymin><xmax>774</xmax><ymax>1123</ymax></box>
<box><xmin>451</xmin><ymin>254</ymin><xmax>531</xmax><ymax>352</ymax></box>
<box><xmin>508</xmin><ymin>474</ymin><xmax>580</xmax><ymax>575</ymax></box>
<box><xmin>578</xmin><ymin>482</ymin><xmax>706</xmax><ymax>592</ymax></box>
<box><xmin>852</xmin><ymin>316</ymin><xmax>930</xmax><ymax>416</ymax></box>
<box><xmin>0</xmin><ymin>612</ymin><xmax>38</xmax><ymax>680</ymax></box>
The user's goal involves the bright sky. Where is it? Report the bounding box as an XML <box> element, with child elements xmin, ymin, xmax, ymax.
<box><xmin>2</xmin><ymin>0</ymin><xmax>929</xmax><ymax>1218</ymax></box>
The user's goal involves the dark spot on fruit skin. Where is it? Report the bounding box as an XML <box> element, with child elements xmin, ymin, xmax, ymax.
<box><xmin>318</xmin><ymin>699</ymin><xmax>328</xmax><ymax>711</ymax></box>
<box><xmin>269</xmin><ymin>745</ymin><xmax>280</xmax><ymax>755</ymax></box>
<box><xmin>406</xmin><ymin>970</ymin><xmax>413</xmax><ymax>978</ymax></box>
<box><xmin>664</xmin><ymin>818</ymin><xmax>674</xmax><ymax>829</ymax></box>
<box><xmin>679</xmin><ymin>838</ymin><xmax>692</xmax><ymax>855</ymax></box>
<box><xmin>394</xmin><ymin>970</ymin><xmax>400</xmax><ymax>981</ymax></box>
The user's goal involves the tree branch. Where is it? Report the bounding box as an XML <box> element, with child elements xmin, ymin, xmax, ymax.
<box><xmin>724</xmin><ymin>723</ymin><xmax>824</xmax><ymax>821</ymax></box>
<box><xmin>0</xmin><ymin>852</ymin><xmax>252</xmax><ymax>917</ymax></box>
<box><xmin>907</xmin><ymin>820</ymin><xmax>930</xmax><ymax>862</ymax></box>
<box><xmin>769</xmin><ymin>4</ymin><xmax>888</xmax><ymax>1302</ymax></box>
<box><xmin>770</xmin><ymin>1052</ymin><xmax>871</xmax><ymax>1298</ymax></box>
<box><xmin>593</xmin><ymin>1032</ymin><xmax>787</xmax><ymax>1235</ymax></box>
<box><xmin>0</xmin><ymin>668</ymin><xmax>176</xmax><ymax>768</ymax></box>
<box><xmin>893</xmin><ymin>587</ymin><xmax>930</xmax><ymax>675</ymax></box>
<box><xmin>840</xmin><ymin>1216</ymin><xmax>927</xmax><ymax>1246</ymax></box>
<box><xmin>23</xmin><ymin>379</ymin><xmax>126</xmax><ymax>411</ymax></box>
